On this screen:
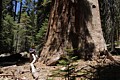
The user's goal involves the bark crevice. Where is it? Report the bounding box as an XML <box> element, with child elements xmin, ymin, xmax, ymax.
<box><xmin>39</xmin><ymin>0</ymin><xmax>116</xmax><ymax>65</ymax></box>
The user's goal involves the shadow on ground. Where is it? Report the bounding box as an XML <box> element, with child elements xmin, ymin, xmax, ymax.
<box><xmin>91</xmin><ymin>63</ymin><xmax>120</xmax><ymax>80</ymax></box>
<box><xmin>0</xmin><ymin>53</ymin><xmax>29</xmax><ymax>67</ymax></box>
<box><xmin>47</xmin><ymin>61</ymin><xmax>120</xmax><ymax>80</ymax></box>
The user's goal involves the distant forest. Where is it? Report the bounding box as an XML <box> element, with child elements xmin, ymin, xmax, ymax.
<box><xmin>0</xmin><ymin>0</ymin><xmax>51</xmax><ymax>54</ymax></box>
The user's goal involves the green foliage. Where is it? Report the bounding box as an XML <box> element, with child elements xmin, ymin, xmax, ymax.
<box><xmin>17</xmin><ymin>12</ymin><xmax>37</xmax><ymax>52</ymax></box>
<box><xmin>52</xmin><ymin>49</ymin><xmax>79</xmax><ymax>80</ymax></box>
<box><xmin>58</xmin><ymin>59</ymin><xmax>69</xmax><ymax>65</ymax></box>
<box><xmin>0</xmin><ymin>0</ymin><xmax>15</xmax><ymax>53</ymax></box>
<box><xmin>36</xmin><ymin>18</ymin><xmax>48</xmax><ymax>42</ymax></box>
<box><xmin>58</xmin><ymin>48</ymin><xmax>78</xmax><ymax>66</ymax></box>
<box><xmin>0</xmin><ymin>0</ymin><xmax>51</xmax><ymax>54</ymax></box>
<box><xmin>2</xmin><ymin>0</ymin><xmax>11</xmax><ymax>9</ymax></box>
<box><xmin>2</xmin><ymin>0</ymin><xmax>14</xmax><ymax>16</ymax></box>
<box><xmin>13</xmin><ymin>24</ymin><xmax>27</xmax><ymax>53</ymax></box>
<box><xmin>0</xmin><ymin>14</ymin><xmax>16</xmax><ymax>53</ymax></box>
<box><xmin>42</xmin><ymin>0</ymin><xmax>51</xmax><ymax>6</ymax></box>
<box><xmin>47</xmin><ymin>78</ymin><xmax>53</xmax><ymax>80</ymax></box>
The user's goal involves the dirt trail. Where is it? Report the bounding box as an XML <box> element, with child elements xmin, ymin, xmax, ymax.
<box><xmin>0</xmin><ymin>56</ymin><xmax>120</xmax><ymax>80</ymax></box>
<box><xmin>0</xmin><ymin>61</ymin><xmax>59</xmax><ymax>80</ymax></box>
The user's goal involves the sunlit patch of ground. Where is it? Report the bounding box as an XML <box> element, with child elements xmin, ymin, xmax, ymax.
<box><xmin>0</xmin><ymin>56</ymin><xmax>120</xmax><ymax>80</ymax></box>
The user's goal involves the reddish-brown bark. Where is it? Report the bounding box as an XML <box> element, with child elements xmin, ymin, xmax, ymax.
<box><xmin>39</xmin><ymin>0</ymin><xmax>116</xmax><ymax>65</ymax></box>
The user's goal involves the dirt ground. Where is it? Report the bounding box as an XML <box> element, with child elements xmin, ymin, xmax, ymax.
<box><xmin>0</xmin><ymin>56</ymin><xmax>120</xmax><ymax>80</ymax></box>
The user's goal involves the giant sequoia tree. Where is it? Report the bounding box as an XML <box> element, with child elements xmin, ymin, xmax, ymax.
<box><xmin>39</xmin><ymin>0</ymin><xmax>116</xmax><ymax>65</ymax></box>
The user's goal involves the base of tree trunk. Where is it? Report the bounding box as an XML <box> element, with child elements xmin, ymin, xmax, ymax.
<box><xmin>39</xmin><ymin>0</ymin><xmax>118</xmax><ymax>66</ymax></box>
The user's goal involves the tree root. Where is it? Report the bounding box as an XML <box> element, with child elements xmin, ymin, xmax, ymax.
<box><xmin>105</xmin><ymin>50</ymin><xmax>119</xmax><ymax>64</ymax></box>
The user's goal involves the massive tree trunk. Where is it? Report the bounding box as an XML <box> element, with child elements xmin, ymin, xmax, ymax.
<box><xmin>39</xmin><ymin>0</ymin><xmax>115</xmax><ymax>65</ymax></box>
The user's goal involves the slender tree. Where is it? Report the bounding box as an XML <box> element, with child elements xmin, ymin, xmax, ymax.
<box><xmin>14</xmin><ymin>0</ymin><xmax>17</xmax><ymax>21</ymax></box>
<box><xmin>99</xmin><ymin>0</ymin><xmax>120</xmax><ymax>51</ymax></box>
<box><xmin>0</xmin><ymin>0</ymin><xmax>3</xmax><ymax>52</ymax></box>
<box><xmin>0</xmin><ymin>0</ymin><xmax>2</xmax><ymax>30</ymax></box>
<box><xmin>36</xmin><ymin>0</ymin><xmax>51</xmax><ymax>32</ymax></box>
<box><xmin>14</xmin><ymin>0</ymin><xmax>22</xmax><ymax>53</ymax></box>
<box><xmin>18</xmin><ymin>0</ymin><xmax>22</xmax><ymax>23</ymax></box>
<box><xmin>109</xmin><ymin>0</ymin><xmax>115</xmax><ymax>52</ymax></box>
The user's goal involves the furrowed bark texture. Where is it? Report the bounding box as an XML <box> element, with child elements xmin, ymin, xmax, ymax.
<box><xmin>39</xmin><ymin>0</ymin><xmax>113</xmax><ymax>65</ymax></box>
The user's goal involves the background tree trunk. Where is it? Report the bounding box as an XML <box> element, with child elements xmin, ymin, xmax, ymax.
<box><xmin>0</xmin><ymin>0</ymin><xmax>2</xmax><ymax>26</ymax></box>
<box><xmin>14</xmin><ymin>0</ymin><xmax>17</xmax><ymax>21</ymax></box>
<box><xmin>0</xmin><ymin>0</ymin><xmax>3</xmax><ymax>53</ymax></box>
<box><xmin>18</xmin><ymin>1</ymin><xmax>22</xmax><ymax>23</ymax></box>
<box><xmin>0</xmin><ymin>0</ymin><xmax>2</xmax><ymax>30</ymax></box>
<box><xmin>39</xmin><ymin>0</ymin><xmax>112</xmax><ymax>65</ymax></box>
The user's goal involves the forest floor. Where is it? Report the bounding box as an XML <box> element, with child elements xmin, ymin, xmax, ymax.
<box><xmin>0</xmin><ymin>55</ymin><xmax>120</xmax><ymax>80</ymax></box>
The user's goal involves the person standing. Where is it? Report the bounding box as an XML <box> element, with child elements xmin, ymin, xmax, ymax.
<box><xmin>29</xmin><ymin>45</ymin><xmax>38</xmax><ymax>63</ymax></box>
<box><xmin>29</xmin><ymin>45</ymin><xmax>39</xmax><ymax>79</ymax></box>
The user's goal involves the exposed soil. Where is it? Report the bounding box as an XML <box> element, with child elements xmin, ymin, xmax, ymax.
<box><xmin>0</xmin><ymin>56</ymin><xmax>120</xmax><ymax>80</ymax></box>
